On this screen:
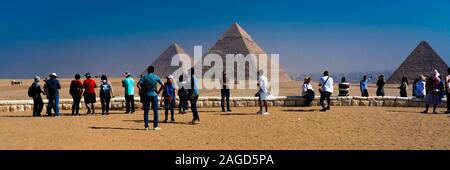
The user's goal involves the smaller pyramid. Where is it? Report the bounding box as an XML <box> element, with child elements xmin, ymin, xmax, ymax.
<box><xmin>150</xmin><ymin>43</ymin><xmax>193</xmax><ymax>78</ymax></box>
<box><xmin>387</xmin><ymin>41</ymin><xmax>448</xmax><ymax>84</ymax></box>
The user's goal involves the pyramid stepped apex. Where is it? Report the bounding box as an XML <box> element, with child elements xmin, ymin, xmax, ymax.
<box><xmin>387</xmin><ymin>41</ymin><xmax>448</xmax><ymax>84</ymax></box>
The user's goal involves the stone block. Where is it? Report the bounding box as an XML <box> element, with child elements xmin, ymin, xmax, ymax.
<box><xmin>213</xmin><ymin>101</ymin><xmax>221</xmax><ymax>107</ymax></box>
<box><xmin>370</xmin><ymin>100</ymin><xmax>383</xmax><ymax>107</ymax></box>
<box><xmin>330</xmin><ymin>100</ymin><xmax>341</xmax><ymax>106</ymax></box>
<box><xmin>395</xmin><ymin>100</ymin><xmax>409</xmax><ymax>107</ymax></box>
<box><xmin>235</xmin><ymin>101</ymin><xmax>247</xmax><ymax>107</ymax></box>
<box><xmin>25</xmin><ymin>105</ymin><xmax>32</xmax><ymax>111</ymax></box>
<box><xmin>285</xmin><ymin>100</ymin><xmax>296</xmax><ymax>107</ymax></box>
<box><xmin>247</xmin><ymin>101</ymin><xmax>256</xmax><ymax>107</ymax></box>
<box><xmin>384</xmin><ymin>100</ymin><xmax>395</xmax><ymax>107</ymax></box>
<box><xmin>351</xmin><ymin>100</ymin><xmax>359</xmax><ymax>106</ymax></box>
<box><xmin>273</xmin><ymin>100</ymin><xmax>284</xmax><ymax>106</ymax></box>
<box><xmin>62</xmin><ymin>104</ymin><xmax>71</xmax><ymax>110</ymax></box>
<box><xmin>341</xmin><ymin>100</ymin><xmax>352</xmax><ymax>106</ymax></box>
<box><xmin>1</xmin><ymin>106</ymin><xmax>9</xmax><ymax>112</ymax></box>
<box><xmin>10</xmin><ymin>106</ymin><xmax>17</xmax><ymax>112</ymax></box>
<box><xmin>17</xmin><ymin>105</ymin><xmax>25</xmax><ymax>112</ymax></box>
<box><xmin>204</xmin><ymin>101</ymin><xmax>213</xmax><ymax>107</ymax></box>
<box><xmin>359</xmin><ymin>100</ymin><xmax>369</xmax><ymax>106</ymax></box>
<box><xmin>196</xmin><ymin>101</ymin><xmax>203</xmax><ymax>108</ymax></box>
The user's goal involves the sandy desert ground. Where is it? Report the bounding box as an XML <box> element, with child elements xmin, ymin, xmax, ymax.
<box><xmin>0</xmin><ymin>106</ymin><xmax>449</xmax><ymax>150</ymax></box>
<box><xmin>0</xmin><ymin>78</ymin><xmax>403</xmax><ymax>100</ymax></box>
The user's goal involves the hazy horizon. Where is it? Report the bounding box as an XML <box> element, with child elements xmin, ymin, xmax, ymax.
<box><xmin>1</xmin><ymin>0</ymin><xmax>449</xmax><ymax>79</ymax></box>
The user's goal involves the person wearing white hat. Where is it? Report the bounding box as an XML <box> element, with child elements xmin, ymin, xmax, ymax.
<box><xmin>122</xmin><ymin>72</ymin><xmax>135</xmax><ymax>114</ymax></box>
<box><xmin>28</xmin><ymin>76</ymin><xmax>44</xmax><ymax>117</ymax></box>
<box><xmin>162</xmin><ymin>75</ymin><xmax>177</xmax><ymax>123</ymax></box>
<box><xmin>46</xmin><ymin>73</ymin><xmax>61</xmax><ymax>116</ymax></box>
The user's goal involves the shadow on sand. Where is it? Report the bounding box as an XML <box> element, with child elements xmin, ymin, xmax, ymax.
<box><xmin>217</xmin><ymin>112</ymin><xmax>256</xmax><ymax>116</ymax></box>
<box><xmin>122</xmin><ymin>119</ymin><xmax>193</xmax><ymax>125</ymax></box>
<box><xmin>89</xmin><ymin>126</ymin><xmax>143</xmax><ymax>131</ymax></box>
<box><xmin>282</xmin><ymin>109</ymin><xmax>316</xmax><ymax>112</ymax></box>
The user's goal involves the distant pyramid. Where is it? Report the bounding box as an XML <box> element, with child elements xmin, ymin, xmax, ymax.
<box><xmin>197</xmin><ymin>23</ymin><xmax>291</xmax><ymax>81</ymax></box>
<box><xmin>387</xmin><ymin>41</ymin><xmax>448</xmax><ymax>84</ymax></box>
<box><xmin>150</xmin><ymin>43</ymin><xmax>193</xmax><ymax>78</ymax></box>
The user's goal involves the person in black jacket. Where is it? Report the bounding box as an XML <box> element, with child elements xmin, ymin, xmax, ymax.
<box><xmin>29</xmin><ymin>76</ymin><xmax>44</xmax><ymax>117</ymax></box>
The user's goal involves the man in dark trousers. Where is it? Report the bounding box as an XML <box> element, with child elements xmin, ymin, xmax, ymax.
<box><xmin>188</xmin><ymin>68</ymin><xmax>200</xmax><ymax>124</ymax></box>
<box><xmin>122</xmin><ymin>72</ymin><xmax>135</xmax><ymax>114</ymax></box>
<box><xmin>221</xmin><ymin>71</ymin><xmax>232</xmax><ymax>112</ymax></box>
<box><xmin>70</xmin><ymin>74</ymin><xmax>83</xmax><ymax>116</ymax></box>
<box><xmin>29</xmin><ymin>76</ymin><xmax>44</xmax><ymax>117</ymax></box>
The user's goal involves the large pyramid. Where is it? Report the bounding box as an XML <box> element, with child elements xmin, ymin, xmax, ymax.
<box><xmin>198</xmin><ymin>23</ymin><xmax>291</xmax><ymax>81</ymax></box>
<box><xmin>387</xmin><ymin>41</ymin><xmax>448</xmax><ymax>84</ymax></box>
<box><xmin>150</xmin><ymin>43</ymin><xmax>193</xmax><ymax>78</ymax></box>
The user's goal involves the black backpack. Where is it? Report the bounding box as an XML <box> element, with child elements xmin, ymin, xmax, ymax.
<box><xmin>70</xmin><ymin>81</ymin><xmax>82</xmax><ymax>96</ymax></box>
<box><xmin>28</xmin><ymin>85</ymin><xmax>35</xmax><ymax>97</ymax></box>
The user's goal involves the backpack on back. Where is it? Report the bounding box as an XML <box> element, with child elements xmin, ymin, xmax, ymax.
<box><xmin>163</xmin><ymin>83</ymin><xmax>174</xmax><ymax>97</ymax></box>
<box><xmin>70</xmin><ymin>81</ymin><xmax>82</xmax><ymax>96</ymax></box>
<box><xmin>28</xmin><ymin>85</ymin><xmax>35</xmax><ymax>97</ymax></box>
<box><xmin>101</xmin><ymin>82</ymin><xmax>111</xmax><ymax>95</ymax></box>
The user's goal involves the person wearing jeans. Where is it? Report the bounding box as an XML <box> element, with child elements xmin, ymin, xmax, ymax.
<box><xmin>143</xmin><ymin>95</ymin><xmax>159</xmax><ymax>129</ymax></box>
<box><xmin>163</xmin><ymin>75</ymin><xmax>177</xmax><ymax>122</ymax></box>
<box><xmin>138</xmin><ymin>66</ymin><xmax>164</xmax><ymax>130</ymax></box>
<box><xmin>46</xmin><ymin>73</ymin><xmax>61</xmax><ymax>116</ymax></box>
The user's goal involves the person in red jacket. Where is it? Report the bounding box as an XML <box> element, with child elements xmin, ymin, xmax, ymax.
<box><xmin>70</xmin><ymin>74</ymin><xmax>83</xmax><ymax>115</ymax></box>
<box><xmin>83</xmin><ymin>72</ymin><xmax>97</xmax><ymax>115</ymax></box>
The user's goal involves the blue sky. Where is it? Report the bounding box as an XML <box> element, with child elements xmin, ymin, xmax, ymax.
<box><xmin>1</xmin><ymin>0</ymin><xmax>449</xmax><ymax>78</ymax></box>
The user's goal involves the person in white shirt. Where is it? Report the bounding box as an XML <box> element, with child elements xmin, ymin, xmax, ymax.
<box><xmin>257</xmin><ymin>70</ymin><xmax>269</xmax><ymax>115</ymax></box>
<box><xmin>318</xmin><ymin>71</ymin><xmax>334</xmax><ymax>112</ymax></box>
<box><xmin>302</xmin><ymin>76</ymin><xmax>315</xmax><ymax>106</ymax></box>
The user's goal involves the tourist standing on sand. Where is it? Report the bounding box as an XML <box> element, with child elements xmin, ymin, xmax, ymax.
<box><xmin>162</xmin><ymin>75</ymin><xmax>177</xmax><ymax>123</ymax></box>
<box><xmin>360</xmin><ymin>75</ymin><xmax>370</xmax><ymax>97</ymax></box>
<box><xmin>177</xmin><ymin>74</ymin><xmax>188</xmax><ymax>114</ymax></box>
<box><xmin>138</xmin><ymin>66</ymin><xmax>164</xmax><ymax>130</ymax></box>
<box><xmin>122</xmin><ymin>72</ymin><xmax>135</xmax><ymax>114</ymax></box>
<box><xmin>69</xmin><ymin>74</ymin><xmax>83</xmax><ymax>116</ymax></box>
<box><xmin>414</xmin><ymin>75</ymin><xmax>426</xmax><ymax>98</ymax></box>
<box><xmin>257</xmin><ymin>69</ymin><xmax>269</xmax><ymax>115</ymax></box>
<box><xmin>188</xmin><ymin>68</ymin><xmax>201</xmax><ymax>123</ymax></box>
<box><xmin>46</xmin><ymin>73</ymin><xmax>61</xmax><ymax>117</ymax></box>
<box><xmin>338</xmin><ymin>77</ymin><xmax>350</xmax><ymax>96</ymax></box>
<box><xmin>319</xmin><ymin>71</ymin><xmax>334</xmax><ymax>112</ymax></box>
<box><xmin>83</xmin><ymin>72</ymin><xmax>97</xmax><ymax>115</ymax></box>
<box><xmin>399</xmin><ymin>77</ymin><xmax>409</xmax><ymax>97</ymax></box>
<box><xmin>422</xmin><ymin>70</ymin><xmax>442</xmax><ymax>114</ymax></box>
<box><xmin>28</xmin><ymin>76</ymin><xmax>44</xmax><ymax>117</ymax></box>
<box><xmin>302</xmin><ymin>76</ymin><xmax>315</xmax><ymax>106</ymax></box>
<box><xmin>446</xmin><ymin>68</ymin><xmax>450</xmax><ymax>114</ymax></box>
<box><xmin>99</xmin><ymin>75</ymin><xmax>114</xmax><ymax>115</ymax></box>
<box><xmin>376</xmin><ymin>75</ymin><xmax>385</xmax><ymax>97</ymax></box>
<box><xmin>221</xmin><ymin>71</ymin><xmax>232</xmax><ymax>112</ymax></box>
